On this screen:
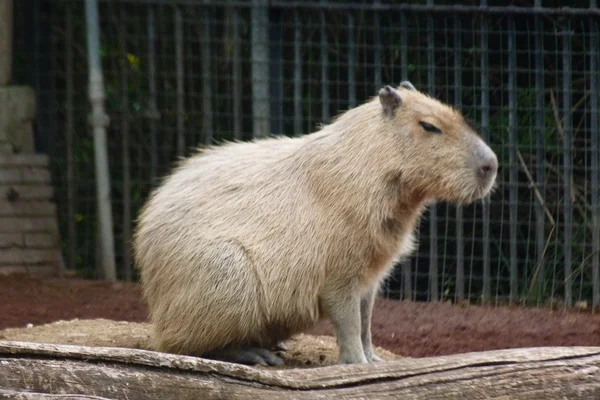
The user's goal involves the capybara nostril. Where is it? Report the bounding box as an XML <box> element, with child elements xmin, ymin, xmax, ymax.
<box><xmin>480</xmin><ymin>163</ymin><xmax>492</xmax><ymax>175</ymax></box>
<box><xmin>475</xmin><ymin>144</ymin><xmax>498</xmax><ymax>183</ymax></box>
<box><xmin>479</xmin><ymin>153</ymin><xmax>498</xmax><ymax>179</ymax></box>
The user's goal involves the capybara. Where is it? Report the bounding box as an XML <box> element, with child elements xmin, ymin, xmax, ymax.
<box><xmin>133</xmin><ymin>81</ymin><xmax>498</xmax><ymax>366</ymax></box>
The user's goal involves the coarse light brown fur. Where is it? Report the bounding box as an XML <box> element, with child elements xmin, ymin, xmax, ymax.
<box><xmin>133</xmin><ymin>84</ymin><xmax>497</xmax><ymax>364</ymax></box>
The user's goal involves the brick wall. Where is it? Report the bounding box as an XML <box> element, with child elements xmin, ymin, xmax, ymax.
<box><xmin>0</xmin><ymin>153</ymin><xmax>64</xmax><ymax>276</ymax></box>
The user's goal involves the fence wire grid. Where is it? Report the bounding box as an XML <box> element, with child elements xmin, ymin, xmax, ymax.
<box><xmin>12</xmin><ymin>0</ymin><xmax>600</xmax><ymax>308</ymax></box>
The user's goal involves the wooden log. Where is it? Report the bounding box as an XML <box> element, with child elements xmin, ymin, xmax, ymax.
<box><xmin>1</xmin><ymin>341</ymin><xmax>600</xmax><ymax>399</ymax></box>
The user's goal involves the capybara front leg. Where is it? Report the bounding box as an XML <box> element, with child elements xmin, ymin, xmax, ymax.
<box><xmin>360</xmin><ymin>283</ymin><xmax>384</xmax><ymax>362</ymax></box>
<box><xmin>322</xmin><ymin>284</ymin><xmax>368</xmax><ymax>364</ymax></box>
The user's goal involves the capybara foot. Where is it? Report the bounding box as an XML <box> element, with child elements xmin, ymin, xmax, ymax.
<box><xmin>339</xmin><ymin>347</ymin><xmax>369</xmax><ymax>364</ymax></box>
<box><xmin>367</xmin><ymin>352</ymin><xmax>384</xmax><ymax>363</ymax></box>
<box><xmin>363</xmin><ymin>345</ymin><xmax>384</xmax><ymax>362</ymax></box>
<box><xmin>248</xmin><ymin>346</ymin><xmax>285</xmax><ymax>366</ymax></box>
<box><xmin>209</xmin><ymin>346</ymin><xmax>284</xmax><ymax>367</ymax></box>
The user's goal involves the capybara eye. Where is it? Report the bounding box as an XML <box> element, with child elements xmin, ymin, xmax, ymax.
<box><xmin>419</xmin><ymin>121</ymin><xmax>442</xmax><ymax>134</ymax></box>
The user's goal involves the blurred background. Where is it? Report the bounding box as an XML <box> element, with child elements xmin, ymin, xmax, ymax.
<box><xmin>6</xmin><ymin>0</ymin><xmax>600</xmax><ymax>309</ymax></box>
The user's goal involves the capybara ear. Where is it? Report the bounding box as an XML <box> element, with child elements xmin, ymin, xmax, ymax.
<box><xmin>379</xmin><ymin>85</ymin><xmax>402</xmax><ymax>115</ymax></box>
<box><xmin>399</xmin><ymin>81</ymin><xmax>417</xmax><ymax>91</ymax></box>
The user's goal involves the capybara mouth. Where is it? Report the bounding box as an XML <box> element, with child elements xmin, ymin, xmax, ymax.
<box><xmin>437</xmin><ymin>163</ymin><xmax>497</xmax><ymax>205</ymax></box>
<box><xmin>448</xmin><ymin>174</ymin><xmax>497</xmax><ymax>205</ymax></box>
<box><xmin>470</xmin><ymin>173</ymin><xmax>498</xmax><ymax>203</ymax></box>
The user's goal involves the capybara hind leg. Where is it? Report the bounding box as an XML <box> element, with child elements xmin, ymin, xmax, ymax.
<box><xmin>145</xmin><ymin>238</ymin><xmax>267</xmax><ymax>359</ymax></box>
<box><xmin>322</xmin><ymin>283</ymin><xmax>368</xmax><ymax>364</ymax></box>
<box><xmin>208</xmin><ymin>346</ymin><xmax>284</xmax><ymax>367</ymax></box>
<box><xmin>360</xmin><ymin>283</ymin><xmax>384</xmax><ymax>363</ymax></box>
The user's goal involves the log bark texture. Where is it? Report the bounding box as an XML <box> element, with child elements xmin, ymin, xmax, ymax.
<box><xmin>1</xmin><ymin>341</ymin><xmax>600</xmax><ymax>399</ymax></box>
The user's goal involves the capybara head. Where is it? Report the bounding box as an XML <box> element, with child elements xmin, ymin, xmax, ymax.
<box><xmin>373</xmin><ymin>82</ymin><xmax>498</xmax><ymax>204</ymax></box>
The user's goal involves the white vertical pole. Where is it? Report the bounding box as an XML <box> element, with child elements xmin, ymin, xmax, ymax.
<box><xmin>85</xmin><ymin>0</ymin><xmax>116</xmax><ymax>281</ymax></box>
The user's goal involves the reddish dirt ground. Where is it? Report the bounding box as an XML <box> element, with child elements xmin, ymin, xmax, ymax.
<box><xmin>2</xmin><ymin>273</ymin><xmax>600</xmax><ymax>358</ymax></box>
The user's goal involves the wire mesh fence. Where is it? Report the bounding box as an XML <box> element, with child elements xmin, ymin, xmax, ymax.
<box><xmin>11</xmin><ymin>0</ymin><xmax>600</xmax><ymax>308</ymax></box>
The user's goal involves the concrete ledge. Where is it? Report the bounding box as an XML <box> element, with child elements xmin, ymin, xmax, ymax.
<box><xmin>0</xmin><ymin>265</ymin><xmax>59</xmax><ymax>277</ymax></box>
<box><xmin>0</xmin><ymin>185</ymin><xmax>54</xmax><ymax>201</ymax></box>
<box><xmin>24</xmin><ymin>233</ymin><xmax>56</xmax><ymax>248</ymax></box>
<box><xmin>0</xmin><ymin>248</ymin><xmax>62</xmax><ymax>265</ymax></box>
<box><xmin>0</xmin><ymin>86</ymin><xmax>37</xmax><ymax>153</ymax></box>
<box><xmin>0</xmin><ymin>154</ymin><xmax>48</xmax><ymax>167</ymax></box>
<box><xmin>0</xmin><ymin>201</ymin><xmax>57</xmax><ymax>216</ymax></box>
<box><xmin>0</xmin><ymin>217</ymin><xmax>59</xmax><ymax>233</ymax></box>
<box><xmin>21</xmin><ymin>167</ymin><xmax>51</xmax><ymax>183</ymax></box>
<box><xmin>0</xmin><ymin>149</ymin><xmax>65</xmax><ymax>278</ymax></box>
<box><xmin>0</xmin><ymin>167</ymin><xmax>20</xmax><ymax>183</ymax></box>
<box><xmin>0</xmin><ymin>233</ymin><xmax>23</xmax><ymax>247</ymax></box>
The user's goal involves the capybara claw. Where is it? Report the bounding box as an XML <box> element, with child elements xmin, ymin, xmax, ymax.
<box><xmin>273</xmin><ymin>341</ymin><xmax>288</xmax><ymax>352</ymax></box>
<box><xmin>368</xmin><ymin>353</ymin><xmax>384</xmax><ymax>363</ymax></box>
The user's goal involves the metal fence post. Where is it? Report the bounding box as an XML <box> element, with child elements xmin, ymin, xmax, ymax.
<box><xmin>84</xmin><ymin>0</ymin><xmax>116</xmax><ymax>281</ymax></box>
<box><xmin>562</xmin><ymin>21</ymin><xmax>573</xmax><ymax>308</ymax></box>
<box><xmin>293</xmin><ymin>10</ymin><xmax>303</xmax><ymax>136</ymax></box>
<box><xmin>590</xmin><ymin>0</ymin><xmax>600</xmax><ymax>308</ymax></box>
<box><xmin>400</xmin><ymin>12</ymin><xmax>408</xmax><ymax>82</ymax></box>
<box><xmin>175</xmin><ymin>7</ymin><xmax>185</xmax><ymax>156</ymax></box>
<box><xmin>399</xmin><ymin>10</ymin><xmax>411</xmax><ymax>301</ymax></box>
<box><xmin>508</xmin><ymin>16</ymin><xmax>518</xmax><ymax>304</ymax></box>
<box><xmin>232</xmin><ymin>7</ymin><xmax>243</xmax><ymax>140</ymax></box>
<box><xmin>347</xmin><ymin>12</ymin><xmax>356</xmax><ymax>108</ymax></box>
<box><xmin>120</xmin><ymin>6</ymin><xmax>132</xmax><ymax>281</ymax></box>
<box><xmin>454</xmin><ymin>15</ymin><xmax>464</xmax><ymax>303</ymax></box>
<box><xmin>480</xmin><ymin>0</ymin><xmax>491</xmax><ymax>303</ymax></box>
<box><xmin>65</xmin><ymin>4</ymin><xmax>76</xmax><ymax>272</ymax></box>
<box><xmin>147</xmin><ymin>7</ymin><xmax>158</xmax><ymax>181</ymax></box>
<box><xmin>202</xmin><ymin>6</ymin><xmax>214</xmax><ymax>145</ymax></box>
<box><xmin>320</xmin><ymin>0</ymin><xmax>329</xmax><ymax>124</ymax></box>
<box><xmin>269</xmin><ymin>8</ymin><xmax>283</xmax><ymax>136</ymax></box>
<box><xmin>427</xmin><ymin>0</ymin><xmax>438</xmax><ymax>302</ymax></box>
<box><xmin>252</xmin><ymin>0</ymin><xmax>270</xmax><ymax>138</ymax></box>
<box><xmin>373</xmin><ymin>0</ymin><xmax>381</xmax><ymax>90</ymax></box>
<box><xmin>533</xmin><ymin>0</ymin><xmax>546</xmax><ymax>305</ymax></box>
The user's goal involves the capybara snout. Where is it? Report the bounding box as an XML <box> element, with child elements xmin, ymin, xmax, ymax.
<box><xmin>473</xmin><ymin>138</ymin><xmax>498</xmax><ymax>192</ymax></box>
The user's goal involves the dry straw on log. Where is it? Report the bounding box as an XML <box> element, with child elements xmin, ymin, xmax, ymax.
<box><xmin>1</xmin><ymin>341</ymin><xmax>600</xmax><ymax>399</ymax></box>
